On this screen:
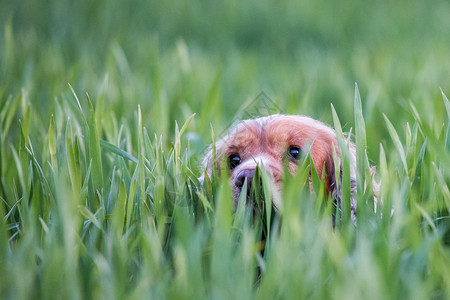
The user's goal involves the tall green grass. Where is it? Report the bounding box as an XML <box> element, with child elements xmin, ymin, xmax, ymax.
<box><xmin>1</xmin><ymin>80</ymin><xmax>449</xmax><ymax>299</ymax></box>
<box><xmin>1</xmin><ymin>0</ymin><xmax>450</xmax><ymax>299</ymax></box>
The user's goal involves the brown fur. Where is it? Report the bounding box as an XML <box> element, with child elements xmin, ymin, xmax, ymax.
<box><xmin>200</xmin><ymin>114</ymin><xmax>361</xmax><ymax>223</ymax></box>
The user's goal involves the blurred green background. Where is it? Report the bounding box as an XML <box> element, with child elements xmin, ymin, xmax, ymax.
<box><xmin>1</xmin><ymin>1</ymin><xmax>450</xmax><ymax>299</ymax></box>
<box><xmin>2</xmin><ymin>0</ymin><xmax>450</xmax><ymax>159</ymax></box>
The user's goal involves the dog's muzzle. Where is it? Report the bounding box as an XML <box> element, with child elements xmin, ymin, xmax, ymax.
<box><xmin>234</xmin><ymin>169</ymin><xmax>256</xmax><ymax>195</ymax></box>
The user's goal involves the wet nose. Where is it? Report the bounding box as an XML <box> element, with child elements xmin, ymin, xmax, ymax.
<box><xmin>234</xmin><ymin>169</ymin><xmax>256</xmax><ymax>195</ymax></box>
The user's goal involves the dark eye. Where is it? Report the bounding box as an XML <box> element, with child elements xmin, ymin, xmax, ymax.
<box><xmin>288</xmin><ymin>146</ymin><xmax>301</xmax><ymax>160</ymax></box>
<box><xmin>229</xmin><ymin>154</ymin><xmax>241</xmax><ymax>169</ymax></box>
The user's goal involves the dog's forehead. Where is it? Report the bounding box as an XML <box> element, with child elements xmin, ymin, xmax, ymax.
<box><xmin>261</xmin><ymin>115</ymin><xmax>334</xmax><ymax>135</ymax></box>
<box><xmin>222</xmin><ymin>114</ymin><xmax>335</xmax><ymax>154</ymax></box>
<box><xmin>224</xmin><ymin>119</ymin><xmax>261</xmax><ymax>153</ymax></box>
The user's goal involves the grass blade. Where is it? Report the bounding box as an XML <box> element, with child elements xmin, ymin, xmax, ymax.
<box><xmin>441</xmin><ymin>88</ymin><xmax>450</xmax><ymax>121</ymax></box>
<box><xmin>441</xmin><ymin>89</ymin><xmax>450</xmax><ymax>151</ymax></box>
<box><xmin>432</xmin><ymin>162</ymin><xmax>450</xmax><ymax>212</ymax></box>
<box><xmin>100</xmin><ymin>139</ymin><xmax>138</xmax><ymax>163</ymax></box>
<box><xmin>331</xmin><ymin>103</ymin><xmax>352</xmax><ymax>225</ymax></box>
<box><xmin>86</xmin><ymin>93</ymin><xmax>104</xmax><ymax>191</ymax></box>
<box><xmin>412</xmin><ymin>140</ymin><xmax>426</xmax><ymax>189</ymax></box>
<box><xmin>2</xmin><ymin>92</ymin><xmax>21</xmax><ymax>137</ymax></box>
<box><xmin>354</xmin><ymin>83</ymin><xmax>367</xmax><ymax>200</ymax></box>
<box><xmin>383</xmin><ymin>114</ymin><xmax>408</xmax><ymax>174</ymax></box>
<box><xmin>66</xmin><ymin>118</ymin><xmax>82</xmax><ymax>199</ymax></box>
<box><xmin>48</xmin><ymin>114</ymin><xmax>57</xmax><ymax>171</ymax></box>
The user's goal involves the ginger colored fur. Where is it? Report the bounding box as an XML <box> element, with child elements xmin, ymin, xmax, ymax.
<box><xmin>201</xmin><ymin>114</ymin><xmax>378</xmax><ymax>224</ymax></box>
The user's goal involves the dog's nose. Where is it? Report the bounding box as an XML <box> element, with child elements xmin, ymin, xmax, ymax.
<box><xmin>234</xmin><ymin>169</ymin><xmax>256</xmax><ymax>195</ymax></box>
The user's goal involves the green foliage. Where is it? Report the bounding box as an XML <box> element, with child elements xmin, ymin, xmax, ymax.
<box><xmin>1</xmin><ymin>0</ymin><xmax>450</xmax><ymax>299</ymax></box>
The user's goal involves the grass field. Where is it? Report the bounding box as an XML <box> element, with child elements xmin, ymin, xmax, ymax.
<box><xmin>1</xmin><ymin>0</ymin><xmax>450</xmax><ymax>299</ymax></box>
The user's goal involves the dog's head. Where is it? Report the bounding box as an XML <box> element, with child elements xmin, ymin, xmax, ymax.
<box><xmin>200</xmin><ymin>114</ymin><xmax>357</xmax><ymax>220</ymax></box>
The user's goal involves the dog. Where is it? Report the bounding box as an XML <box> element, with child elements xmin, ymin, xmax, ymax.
<box><xmin>200</xmin><ymin>114</ymin><xmax>376</xmax><ymax>224</ymax></box>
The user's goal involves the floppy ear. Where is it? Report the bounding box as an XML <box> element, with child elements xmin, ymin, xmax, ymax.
<box><xmin>323</xmin><ymin>140</ymin><xmax>357</xmax><ymax>226</ymax></box>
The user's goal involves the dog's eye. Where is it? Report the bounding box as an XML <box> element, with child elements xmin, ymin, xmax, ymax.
<box><xmin>229</xmin><ymin>154</ymin><xmax>241</xmax><ymax>169</ymax></box>
<box><xmin>288</xmin><ymin>146</ymin><xmax>301</xmax><ymax>160</ymax></box>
